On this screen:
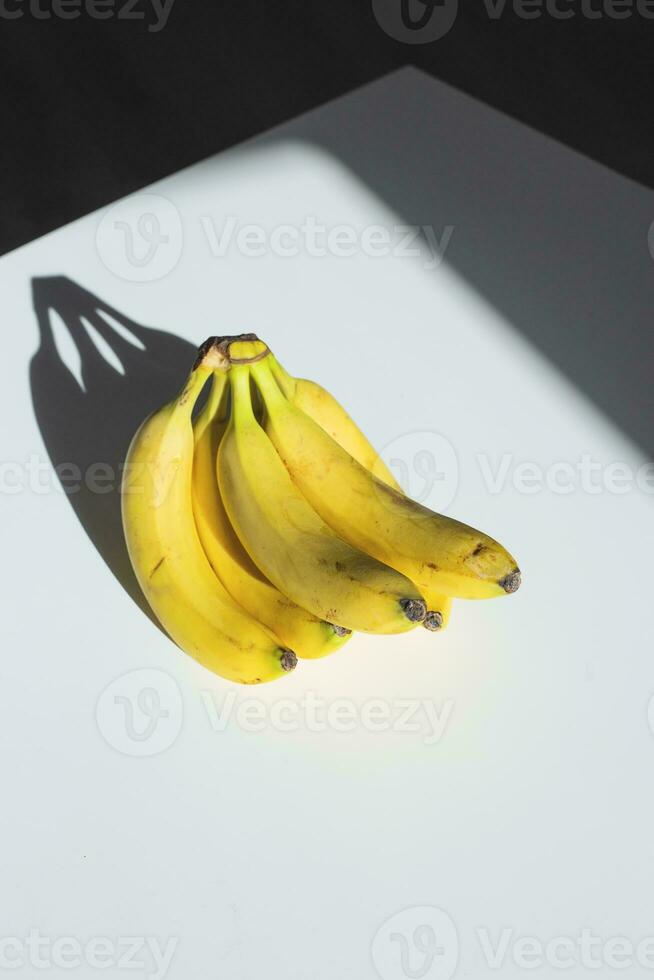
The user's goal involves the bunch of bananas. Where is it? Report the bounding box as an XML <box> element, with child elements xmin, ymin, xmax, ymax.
<box><xmin>122</xmin><ymin>334</ymin><xmax>521</xmax><ymax>684</ymax></box>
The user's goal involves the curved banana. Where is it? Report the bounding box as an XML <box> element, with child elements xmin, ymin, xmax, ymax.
<box><xmin>251</xmin><ymin>357</ymin><xmax>521</xmax><ymax>602</ymax></box>
<box><xmin>268</xmin><ymin>354</ymin><xmax>402</xmax><ymax>490</ymax></box>
<box><xmin>217</xmin><ymin>363</ymin><xmax>427</xmax><ymax>634</ymax></box>
<box><xmin>192</xmin><ymin>370</ymin><xmax>352</xmax><ymax>659</ymax></box>
<box><xmin>270</xmin><ymin>353</ymin><xmax>452</xmax><ymax>631</ymax></box>
<box><xmin>121</xmin><ymin>353</ymin><xmax>298</xmax><ymax>684</ymax></box>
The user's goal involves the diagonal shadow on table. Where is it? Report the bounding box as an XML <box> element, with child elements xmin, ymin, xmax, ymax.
<box><xmin>29</xmin><ymin>276</ymin><xmax>197</xmax><ymax>626</ymax></box>
<box><xmin>260</xmin><ymin>68</ymin><xmax>654</xmax><ymax>461</ymax></box>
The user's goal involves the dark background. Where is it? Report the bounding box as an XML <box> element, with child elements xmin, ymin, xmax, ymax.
<box><xmin>1</xmin><ymin>0</ymin><xmax>652</xmax><ymax>256</ymax></box>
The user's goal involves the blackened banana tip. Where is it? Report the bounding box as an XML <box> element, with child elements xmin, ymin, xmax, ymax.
<box><xmin>400</xmin><ymin>597</ymin><xmax>427</xmax><ymax>623</ymax></box>
<box><xmin>499</xmin><ymin>567</ymin><xmax>521</xmax><ymax>594</ymax></box>
<box><xmin>280</xmin><ymin>649</ymin><xmax>298</xmax><ymax>672</ymax></box>
<box><xmin>193</xmin><ymin>333</ymin><xmax>261</xmax><ymax>370</ymax></box>
<box><xmin>331</xmin><ymin>624</ymin><xmax>352</xmax><ymax>637</ymax></box>
<box><xmin>423</xmin><ymin>610</ymin><xmax>444</xmax><ymax>632</ymax></box>
<box><xmin>193</xmin><ymin>337</ymin><xmax>220</xmax><ymax>370</ymax></box>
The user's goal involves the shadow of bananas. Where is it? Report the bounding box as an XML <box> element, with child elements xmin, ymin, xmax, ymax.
<box><xmin>30</xmin><ymin>276</ymin><xmax>196</xmax><ymax>627</ymax></box>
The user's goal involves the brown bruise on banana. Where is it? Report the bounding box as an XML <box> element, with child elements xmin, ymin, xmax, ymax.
<box><xmin>178</xmin><ymin>379</ymin><xmax>201</xmax><ymax>405</ymax></box>
<box><xmin>149</xmin><ymin>556</ymin><xmax>166</xmax><ymax>578</ymax></box>
<box><xmin>330</xmin><ymin>624</ymin><xmax>352</xmax><ymax>637</ymax></box>
<box><xmin>461</xmin><ymin>535</ymin><xmax>519</xmax><ymax>580</ymax></box>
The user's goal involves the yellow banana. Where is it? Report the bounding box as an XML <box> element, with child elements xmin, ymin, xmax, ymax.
<box><xmin>268</xmin><ymin>354</ymin><xmax>402</xmax><ymax>490</ymax></box>
<box><xmin>270</xmin><ymin>353</ymin><xmax>452</xmax><ymax>631</ymax></box>
<box><xmin>217</xmin><ymin>363</ymin><xmax>428</xmax><ymax>634</ymax></box>
<box><xmin>121</xmin><ymin>351</ymin><xmax>298</xmax><ymax>684</ymax></box>
<box><xmin>192</xmin><ymin>369</ymin><xmax>351</xmax><ymax>659</ymax></box>
<box><xmin>251</xmin><ymin>357</ymin><xmax>521</xmax><ymax>602</ymax></box>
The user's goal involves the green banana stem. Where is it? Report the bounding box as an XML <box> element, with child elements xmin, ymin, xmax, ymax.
<box><xmin>229</xmin><ymin>365</ymin><xmax>257</xmax><ymax>426</ymax></box>
<box><xmin>193</xmin><ymin>369</ymin><xmax>229</xmax><ymax>443</ymax></box>
<box><xmin>267</xmin><ymin>354</ymin><xmax>297</xmax><ymax>399</ymax></box>
<box><xmin>250</xmin><ymin>357</ymin><xmax>287</xmax><ymax>410</ymax></box>
<box><xmin>177</xmin><ymin>363</ymin><xmax>212</xmax><ymax>417</ymax></box>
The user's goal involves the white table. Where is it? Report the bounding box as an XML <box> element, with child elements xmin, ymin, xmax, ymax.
<box><xmin>2</xmin><ymin>68</ymin><xmax>654</xmax><ymax>980</ymax></box>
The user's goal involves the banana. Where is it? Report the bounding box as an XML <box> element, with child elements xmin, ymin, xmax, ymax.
<box><xmin>268</xmin><ymin>355</ymin><xmax>402</xmax><ymax>491</ymax></box>
<box><xmin>217</xmin><ymin>362</ymin><xmax>428</xmax><ymax>634</ymax></box>
<box><xmin>192</xmin><ymin>369</ymin><xmax>352</xmax><ymax>659</ymax></box>
<box><xmin>121</xmin><ymin>349</ymin><xmax>298</xmax><ymax>684</ymax></box>
<box><xmin>251</xmin><ymin>357</ymin><xmax>521</xmax><ymax>602</ymax></box>
<box><xmin>270</xmin><ymin>353</ymin><xmax>452</xmax><ymax>631</ymax></box>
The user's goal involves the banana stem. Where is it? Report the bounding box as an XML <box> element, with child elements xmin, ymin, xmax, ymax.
<box><xmin>268</xmin><ymin>355</ymin><xmax>297</xmax><ymax>398</ymax></box>
<box><xmin>207</xmin><ymin>371</ymin><xmax>229</xmax><ymax>418</ymax></box>
<box><xmin>193</xmin><ymin>334</ymin><xmax>257</xmax><ymax>370</ymax></box>
<box><xmin>177</xmin><ymin>364</ymin><xmax>212</xmax><ymax>417</ymax></box>
<box><xmin>250</xmin><ymin>358</ymin><xmax>287</xmax><ymax>412</ymax></box>
<box><xmin>229</xmin><ymin>340</ymin><xmax>270</xmax><ymax>364</ymax></box>
<box><xmin>229</xmin><ymin>365</ymin><xmax>256</xmax><ymax>425</ymax></box>
<box><xmin>194</xmin><ymin>369</ymin><xmax>229</xmax><ymax>442</ymax></box>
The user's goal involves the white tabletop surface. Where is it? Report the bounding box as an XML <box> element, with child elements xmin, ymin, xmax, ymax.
<box><xmin>1</xmin><ymin>68</ymin><xmax>653</xmax><ymax>980</ymax></box>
